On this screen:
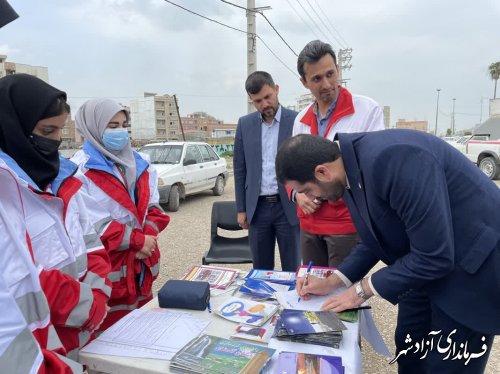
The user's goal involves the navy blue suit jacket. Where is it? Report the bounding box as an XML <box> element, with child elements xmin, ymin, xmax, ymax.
<box><xmin>233</xmin><ymin>107</ymin><xmax>299</xmax><ymax>226</ymax></box>
<box><xmin>336</xmin><ymin>129</ymin><xmax>500</xmax><ymax>334</ymax></box>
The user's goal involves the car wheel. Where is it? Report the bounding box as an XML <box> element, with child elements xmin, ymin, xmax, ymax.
<box><xmin>168</xmin><ymin>185</ymin><xmax>180</xmax><ymax>211</ymax></box>
<box><xmin>212</xmin><ymin>175</ymin><xmax>225</xmax><ymax>196</ymax></box>
<box><xmin>479</xmin><ymin>157</ymin><xmax>499</xmax><ymax>180</ymax></box>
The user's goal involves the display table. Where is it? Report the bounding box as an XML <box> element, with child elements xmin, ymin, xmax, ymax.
<box><xmin>79</xmin><ymin>292</ymin><xmax>364</xmax><ymax>374</ymax></box>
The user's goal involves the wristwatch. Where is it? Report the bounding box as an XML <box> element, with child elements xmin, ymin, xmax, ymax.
<box><xmin>354</xmin><ymin>281</ymin><xmax>369</xmax><ymax>300</ymax></box>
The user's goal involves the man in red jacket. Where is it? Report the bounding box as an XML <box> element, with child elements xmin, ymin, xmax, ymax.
<box><xmin>291</xmin><ymin>40</ymin><xmax>384</xmax><ymax>268</ymax></box>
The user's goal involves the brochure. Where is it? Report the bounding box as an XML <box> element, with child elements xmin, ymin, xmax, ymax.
<box><xmin>231</xmin><ymin>314</ymin><xmax>279</xmax><ymax>344</ymax></box>
<box><xmin>245</xmin><ymin>269</ymin><xmax>296</xmax><ymax>286</ymax></box>
<box><xmin>170</xmin><ymin>334</ymin><xmax>275</xmax><ymax>374</ymax></box>
<box><xmin>296</xmin><ymin>265</ymin><xmax>336</xmax><ymax>279</ymax></box>
<box><xmin>273</xmin><ymin>309</ymin><xmax>346</xmax><ymax>348</ymax></box>
<box><xmin>182</xmin><ymin>265</ymin><xmax>238</xmax><ymax>290</ymax></box>
<box><xmin>214</xmin><ymin>297</ymin><xmax>279</xmax><ymax>326</ymax></box>
<box><xmin>275</xmin><ymin>351</ymin><xmax>345</xmax><ymax>374</ymax></box>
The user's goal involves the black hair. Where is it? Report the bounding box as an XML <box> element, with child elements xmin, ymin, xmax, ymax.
<box><xmin>245</xmin><ymin>71</ymin><xmax>275</xmax><ymax>95</ymax></box>
<box><xmin>276</xmin><ymin>134</ymin><xmax>342</xmax><ymax>184</ymax></box>
<box><xmin>297</xmin><ymin>40</ymin><xmax>337</xmax><ymax>80</ymax></box>
<box><xmin>42</xmin><ymin>96</ymin><xmax>70</xmax><ymax>119</ymax></box>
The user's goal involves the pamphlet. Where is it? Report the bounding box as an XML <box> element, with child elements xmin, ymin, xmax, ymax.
<box><xmin>182</xmin><ymin>265</ymin><xmax>238</xmax><ymax>289</ymax></box>
<box><xmin>231</xmin><ymin>314</ymin><xmax>279</xmax><ymax>344</ymax></box>
<box><xmin>296</xmin><ymin>265</ymin><xmax>336</xmax><ymax>279</ymax></box>
<box><xmin>275</xmin><ymin>351</ymin><xmax>345</xmax><ymax>374</ymax></box>
<box><xmin>273</xmin><ymin>309</ymin><xmax>346</xmax><ymax>348</ymax></box>
<box><xmin>214</xmin><ymin>297</ymin><xmax>279</xmax><ymax>326</ymax></box>
<box><xmin>246</xmin><ymin>269</ymin><xmax>296</xmax><ymax>286</ymax></box>
<box><xmin>170</xmin><ymin>334</ymin><xmax>275</xmax><ymax>374</ymax></box>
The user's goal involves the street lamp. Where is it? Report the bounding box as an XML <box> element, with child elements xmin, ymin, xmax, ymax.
<box><xmin>434</xmin><ymin>89</ymin><xmax>441</xmax><ymax>136</ymax></box>
<box><xmin>452</xmin><ymin>98</ymin><xmax>456</xmax><ymax>134</ymax></box>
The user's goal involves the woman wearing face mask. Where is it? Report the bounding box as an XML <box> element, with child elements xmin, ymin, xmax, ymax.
<box><xmin>0</xmin><ymin>74</ymin><xmax>112</xmax><ymax>366</ymax></box>
<box><xmin>72</xmin><ymin>98</ymin><xmax>170</xmax><ymax>331</ymax></box>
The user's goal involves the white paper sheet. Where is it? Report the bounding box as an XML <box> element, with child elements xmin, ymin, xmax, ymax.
<box><xmin>80</xmin><ymin>309</ymin><xmax>210</xmax><ymax>360</ymax></box>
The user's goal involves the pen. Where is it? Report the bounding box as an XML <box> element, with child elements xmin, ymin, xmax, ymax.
<box><xmin>207</xmin><ymin>301</ymin><xmax>212</xmax><ymax>314</ymax></box>
<box><xmin>298</xmin><ymin>260</ymin><xmax>313</xmax><ymax>303</ymax></box>
<box><xmin>342</xmin><ymin>305</ymin><xmax>372</xmax><ymax>312</ymax></box>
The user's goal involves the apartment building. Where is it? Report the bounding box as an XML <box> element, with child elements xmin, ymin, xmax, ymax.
<box><xmin>0</xmin><ymin>54</ymin><xmax>49</xmax><ymax>81</ymax></box>
<box><xmin>129</xmin><ymin>93</ymin><xmax>181</xmax><ymax>141</ymax></box>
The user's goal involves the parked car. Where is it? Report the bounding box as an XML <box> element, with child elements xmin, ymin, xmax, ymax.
<box><xmin>140</xmin><ymin>141</ymin><xmax>228</xmax><ymax>211</ymax></box>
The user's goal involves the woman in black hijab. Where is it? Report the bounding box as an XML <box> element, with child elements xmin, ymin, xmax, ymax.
<box><xmin>0</xmin><ymin>74</ymin><xmax>111</xmax><ymax>360</ymax></box>
<box><xmin>0</xmin><ymin>73</ymin><xmax>69</xmax><ymax>189</ymax></box>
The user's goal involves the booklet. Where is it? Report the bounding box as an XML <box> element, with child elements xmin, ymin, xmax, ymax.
<box><xmin>245</xmin><ymin>269</ymin><xmax>296</xmax><ymax>286</ymax></box>
<box><xmin>296</xmin><ymin>265</ymin><xmax>336</xmax><ymax>279</ymax></box>
<box><xmin>231</xmin><ymin>314</ymin><xmax>279</xmax><ymax>344</ymax></box>
<box><xmin>170</xmin><ymin>334</ymin><xmax>275</xmax><ymax>374</ymax></box>
<box><xmin>182</xmin><ymin>265</ymin><xmax>238</xmax><ymax>290</ymax></box>
<box><xmin>275</xmin><ymin>351</ymin><xmax>345</xmax><ymax>374</ymax></box>
<box><xmin>214</xmin><ymin>297</ymin><xmax>279</xmax><ymax>326</ymax></box>
<box><xmin>273</xmin><ymin>309</ymin><xmax>346</xmax><ymax>348</ymax></box>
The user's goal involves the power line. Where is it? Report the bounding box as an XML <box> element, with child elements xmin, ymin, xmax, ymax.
<box><xmin>312</xmin><ymin>0</ymin><xmax>349</xmax><ymax>46</ymax></box>
<box><xmin>294</xmin><ymin>0</ymin><xmax>335</xmax><ymax>48</ymax></box>
<box><xmin>220</xmin><ymin>0</ymin><xmax>297</xmax><ymax>57</ymax></box>
<box><xmin>303</xmin><ymin>0</ymin><xmax>345</xmax><ymax>49</ymax></box>
<box><xmin>284</xmin><ymin>0</ymin><xmax>321</xmax><ymax>41</ymax></box>
<box><xmin>163</xmin><ymin>0</ymin><xmax>297</xmax><ymax>77</ymax></box>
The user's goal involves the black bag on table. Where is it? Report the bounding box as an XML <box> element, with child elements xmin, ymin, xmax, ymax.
<box><xmin>158</xmin><ymin>280</ymin><xmax>210</xmax><ymax>311</ymax></box>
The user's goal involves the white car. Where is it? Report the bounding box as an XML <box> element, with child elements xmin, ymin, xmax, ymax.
<box><xmin>140</xmin><ymin>141</ymin><xmax>228</xmax><ymax>211</ymax></box>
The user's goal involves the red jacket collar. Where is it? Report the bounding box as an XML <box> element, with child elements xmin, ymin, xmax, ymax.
<box><xmin>300</xmin><ymin>86</ymin><xmax>355</xmax><ymax>136</ymax></box>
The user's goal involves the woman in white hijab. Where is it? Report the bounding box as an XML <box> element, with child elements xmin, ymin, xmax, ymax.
<box><xmin>72</xmin><ymin>98</ymin><xmax>170</xmax><ymax>331</ymax></box>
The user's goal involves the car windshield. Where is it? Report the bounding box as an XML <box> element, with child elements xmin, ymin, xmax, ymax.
<box><xmin>140</xmin><ymin>145</ymin><xmax>183</xmax><ymax>164</ymax></box>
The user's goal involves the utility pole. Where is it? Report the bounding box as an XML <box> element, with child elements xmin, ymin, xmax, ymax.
<box><xmin>173</xmin><ymin>95</ymin><xmax>186</xmax><ymax>141</ymax></box>
<box><xmin>337</xmin><ymin>48</ymin><xmax>352</xmax><ymax>86</ymax></box>
<box><xmin>452</xmin><ymin>98</ymin><xmax>456</xmax><ymax>134</ymax></box>
<box><xmin>246</xmin><ymin>0</ymin><xmax>271</xmax><ymax>113</ymax></box>
<box><xmin>434</xmin><ymin>88</ymin><xmax>441</xmax><ymax>136</ymax></box>
<box><xmin>246</xmin><ymin>0</ymin><xmax>256</xmax><ymax>114</ymax></box>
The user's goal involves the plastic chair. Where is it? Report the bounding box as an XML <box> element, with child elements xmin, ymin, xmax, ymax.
<box><xmin>202</xmin><ymin>201</ymin><xmax>253</xmax><ymax>265</ymax></box>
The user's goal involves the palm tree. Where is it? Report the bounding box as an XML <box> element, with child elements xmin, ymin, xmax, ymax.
<box><xmin>489</xmin><ymin>62</ymin><xmax>500</xmax><ymax>99</ymax></box>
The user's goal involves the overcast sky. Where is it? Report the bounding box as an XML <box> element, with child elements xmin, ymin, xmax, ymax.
<box><xmin>2</xmin><ymin>0</ymin><xmax>499</xmax><ymax>133</ymax></box>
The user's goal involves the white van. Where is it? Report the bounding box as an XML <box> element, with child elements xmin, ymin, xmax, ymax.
<box><xmin>140</xmin><ymin>142</ymin><xmax>228</xmax><ymax>211</ymax></box>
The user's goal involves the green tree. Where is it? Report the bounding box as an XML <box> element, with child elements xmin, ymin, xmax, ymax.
<box><xmin>489</xmin><ymin>61</ymin><xmax>500</xmax><ymax>99</ymax></box>
<box><xmin>446</xmin><ymin>128</ymin><xmax>452</xmax><ymax>136</ymax></box>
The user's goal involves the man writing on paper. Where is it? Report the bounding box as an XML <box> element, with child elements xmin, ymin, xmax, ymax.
<box><xmin>275</xmin><ymin>131</ymin><xmax>500</xmax><ymax>373</ymax></box>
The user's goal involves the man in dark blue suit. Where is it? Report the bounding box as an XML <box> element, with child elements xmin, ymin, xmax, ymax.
<box><xmin>234</xmin><ymin>71</ymin><xmax>300</xmax><ymax>271</ymax></box>
<box><xmin>276</xmin><ymin>130</ymin><xmax>500</xmax><ymax>373</ymax></box>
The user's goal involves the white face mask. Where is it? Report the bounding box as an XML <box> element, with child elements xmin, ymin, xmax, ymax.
<box><xmin>102</xmin><ymin>128</ymin><xmax>129</xmax><ymax>151</ymax></box>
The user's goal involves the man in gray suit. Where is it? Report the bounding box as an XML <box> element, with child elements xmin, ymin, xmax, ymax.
<box><xmin>234</xmin><ymin>71</ymin><xmax>300</xmax><ymax>271</ymax></box>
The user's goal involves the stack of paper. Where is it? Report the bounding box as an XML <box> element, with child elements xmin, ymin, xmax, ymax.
<box><xmin>170</xmin><ymin>334</ymin><xmax>275</xmax><ymax>374</ymax></box>
<box><xmin>273</xmin><ymin>310</ymin><xmax>346</xmax><ymax>348</ymax></box>
<box><xmin>275</xmin><ymin>351</ymin><xmax>345</xmax><ymax>374</ymax></box>
<box><xmin>80</xmin><ymin>309</ymin><xmax>210</xmax><ymax>360</ymax></box>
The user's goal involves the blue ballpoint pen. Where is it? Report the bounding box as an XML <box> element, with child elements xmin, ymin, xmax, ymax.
<box><xmin>297</xmin><ymin>260</ymin><xmax>313</xmax><ymax>303</ymax></box>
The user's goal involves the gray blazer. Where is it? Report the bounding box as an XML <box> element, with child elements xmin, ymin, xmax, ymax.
<box><xmin>233</xmin><ymin>107</ymin><xmax>299</xmax><ymax>226</ymax></box>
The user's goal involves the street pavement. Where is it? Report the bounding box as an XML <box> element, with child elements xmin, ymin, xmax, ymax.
<box><xmin>155</xmin><ymin>176</ymin><xmax>499</xmax><ymax>373</ymax></box>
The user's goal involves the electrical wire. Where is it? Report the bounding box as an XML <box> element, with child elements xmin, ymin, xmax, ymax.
<box><xmin>312</xmin><ymin>0</ymin><xmax>349</xmax><ymax>47</ymax></box>
<box><xmin>163</xmin><ymin>0</ymin><xmax>298</xmax><ymax>77</ymax></box>
<box><xmin>220</xmin><ymin>0</ymin><xmax>298</xmax><ymax>57</ymax></box>
<box><xmin>304</xmin><ymin>0</ymin><xmax>345</xmax><ymax>49</ymax></box>
<box><xmin>284</xmin><ymin>0</ymin><xmax>321</xmax><ymax>41</ymax></box>
<box><xmin>294</xmin><ymin>0</ymin><xmax>334</xmax><ymax>48</ymax></box>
